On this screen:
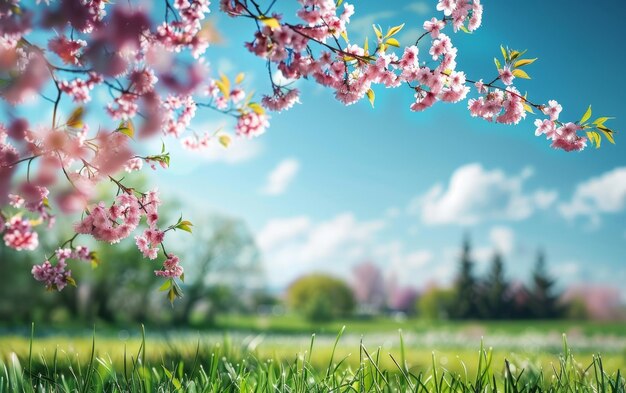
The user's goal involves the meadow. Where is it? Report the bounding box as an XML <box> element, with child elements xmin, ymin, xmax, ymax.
<box><xmin>1</xmin><ymin>316</ymin><xmax>625</xmax><ymax>392</ymax></box>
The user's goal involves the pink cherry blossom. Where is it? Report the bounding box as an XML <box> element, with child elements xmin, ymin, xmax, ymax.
<box><xmin>436</xmin><ymin>0</ymin><xmax>456</xmax><ymax>16</ymax></box>
<box><xmin>262</xmin><ymin>89</ymin><xmax>300</xmax><ymax>112</ymax></box>
<box><xmin>542</xmin><ymin>100</ymin><xmax>562</xmax><ymax>121</ymax></box>
<box><xmin>3</xmin><ymin>216</ymin><xmax>39</xmax><ymax>251</ymax></box>
<box><xmin>499</xmin><ymin>67</ymin><xmax>514</xmax><ymax>85</ymax></box>
<box><xmin>155</xmin><ymin>254</ymin><xmax>184</xmax><ymax>278</ymax></box>
<box><xmin>236</xmin><ymin>111</ymin><xmax>270</xmax><ymax>138</ymax></box>
<box><xmin>423</xmin><ymin>18</ymin><xmax>445</xmax><ymax>38</ymax></box>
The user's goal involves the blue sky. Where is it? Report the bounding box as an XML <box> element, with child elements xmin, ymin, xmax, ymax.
<box><xmin>9</xmin><ymin>1</ymin><xmax>626</xmax><ymax>297</ymax></box>
<box><xmin>149</xmin><ymin>0</ymin><xmax>626</xmax><ymax>295</ymax></box>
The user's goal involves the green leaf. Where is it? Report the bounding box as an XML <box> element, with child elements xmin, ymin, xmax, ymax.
<box><xmin>248</xmin><ymin>102</ymin><xmax>265</xmax><ymax>115</ymax></box>
<box><xmin>235</xmin><ymin>72</ymin><xmax>245</xmax><ymax>84</ymax></box>
<box><xmin>522</xmin><ymin>102</ymin><xmax>534</xmax><ymax>114</ymax></box>
<box><xmin>67</xmin><ymin>107</ymin><xmax>84</xmax><ymax>128</ymax></box>
<box><xmin>117</xmin><ymin>120</ymin><xmax>135</xmax><ymax>138</ymax></box>
<box><xmin>597</xmin><ymin>126</ymin><xmax>615</xmax><ymax>144</ymax></box>
<box><xmin>385</xmin><ymin>23</ymin><xmax>405</xmax><ymax>38</ymax></box>
<box><xmin>218</xmin><ymin>134</ymin><xmax>231</xmax><ymax>148</ymax></box>
<box><xmin>168</xmin><ymin>287</ymin><xmax>176</xmax><ymax>304</ymax></box>
<box><xmin>176</xmin><ymin>220</ymin><xmax>194</xmax><ymax>233</ymax></box>
<box><xmin>366</xmin><ymin>88</ymin><xmax>375</xmax><ymax>108</ymax></box>
<box><xmin>512</xmin><ymin>69</ymin><xmax>530</xmax><ymax>79</ymax></box>
<box><xmin>494</xmin><ymin>57</ymin><xmax>501</xmax><ymax>70</ymax></box>
<box><xmin>500</xmin><ymin>45</ymin><xmax>508</xmax><ymax>62</ymax></box>
<box><xmin>580</xmin><ymin>105</ymin><xmax>592</xmax><ymax>124</ymax></box>
<box><xmin>215</xmin><ymin>73</ymin><xmax>230</xmax><ymax>99</ymax></box>
<box><xmin>592</xmin><ymin>117</ymin><xmax>614</xmax><ymax>126</ymax></box>
<box><xmin>340</xmin><ymin>30</ymin><xmax>349</xmax><ymax>43</ymax></box>
<box><xmin>385</xmin><ymin>37</ymin><xmax>400</xmax><ymax>47</ymax></box>
<box><xmin>259</xmin><ymin>16</ymin><xmax>280</xmax><ymax>29</ymax></box>
<box><xmin>158</xmin><ymin>279</ymin><xmax>172</xmax><ymax>292</ymax></box>
<box><xmin>586</xmin><ymin>131</ymin><xmax>600</xmax><ymax>148</ymax></box>
<box><xmin>65</xmin><ymin>276</ymin><xmax>77</xmax><ymax>288</ymax></box>
<box><xmin>459</xmin><ymin>25</ymin><xmax>471</xmax><ymax>34</ymax></box>
<box><xmin>372</xmin><ymin>24</ymin><xmax>382</xmax><ymax>40</ymax></box>
<box><xmin>514</xmin><ymin>58</ymin><xmax>537</xmax><ymax>68</ymax></box>
<box><xmin>509</xmin><ymin>49</ymin><xmax>526</xmax><ymax>61</ymax></box>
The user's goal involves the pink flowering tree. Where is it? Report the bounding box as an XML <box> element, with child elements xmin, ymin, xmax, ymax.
<box><xmin>0</xmin><ymin>0</ymin><xmax>617</xmax><ymax>303</ymax></box>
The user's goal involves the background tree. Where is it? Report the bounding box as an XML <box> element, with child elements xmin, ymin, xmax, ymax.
<box><xmin>480</xmin><ymin>252</ymin><xmax>512</xmax><ymax>319</ymax></box>
<box><xmin>172</xmin><ymin>214</ymin><xmax>265</xmax><ymax>325</ymax></box>
<box><xmin>529</xmin><ymin>250</ymin><xmax>563</xmax><ymax>319</ymax></box>
<box><xmin>287</xmin><ymin>274</ymin><xmax>355</xmax><ymax>322</ymax></box>
<box><xmin>451</xmin><ymin>236</ymin><xmax>480</xmax><ymax>319</ymax></box>
<box><xmin>351</xmin><ymin>261</ymin><xmax>386</xmax><ymax>314</ymax></box>
<box><xmin>417</xmin><ymin>286</ymin><xmax>455</xmax><ymax>320</ymax></box>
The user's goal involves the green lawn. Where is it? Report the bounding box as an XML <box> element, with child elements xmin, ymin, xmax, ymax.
<box><xmin>1</xmin><ymin>323</ymin><xmax>625</xmax><ymax>392</ymax></box>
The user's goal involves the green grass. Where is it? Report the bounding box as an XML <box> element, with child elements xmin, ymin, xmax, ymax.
<box><xmin>214</xmin><ymin>313</ymin><xmax>626</xmax><ymax>337</ymax></box>
<box><xmin>1</xmin><ymin>325</ymin><xmax>625</xmax><ymax>392</ymax></box>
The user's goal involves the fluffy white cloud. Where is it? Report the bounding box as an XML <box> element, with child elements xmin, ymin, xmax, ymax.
<box><xmin>256</xmin><ymin>213</ymin><xmax>386</xmax><ymax>286</ymax></box>
<box><xmin>410</xmin><ymin>163</ymin><xmax>557</xmax><ymax>225</ymax></box>
<box><xmin>261</xmin><ymin>158</ymin><xmax>300</xmax><ymax>196</ymax></box>
<box><xmin>147</xmin><ymin>124</ymin><xmax>263</xmax><ymax>174</ymax></box>
<box><xmin>472</xmin><ymin>226</ymin><xmax>516</xmax><ymax>263</ymax></box>
<box><xmin>489</xmin><ymin>226</ymin><xmax>515</xmax><ymax>255</ymax></box>
<box><xmin>349</xmin><ymin>10</ymin><xmax>396</xmax><ymax>34</ymax></box>
<box><xmin>256</xmin><ymin>216</ymin><xmax>311</xmax><ymax>251</ymax></box>
<box><xmin>559</xmin><ymin>167</ymin><xmax>626</xmax><ymax>225</ymax></box>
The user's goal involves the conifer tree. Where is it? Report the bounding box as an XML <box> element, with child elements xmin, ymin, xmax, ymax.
<box><xmin>451</xmin><ymin>236</ymin><xmax>480</xmax><ymax>319</ymax></box>
<box><xmin>529</xmin><ymin>250</ymin><xmax>562</xmax><ymax>319</ymax></box>
<box><xmin>481</xmin><ymin>252</ymin><xmax>512</xmax><ymax>319</ymax></box>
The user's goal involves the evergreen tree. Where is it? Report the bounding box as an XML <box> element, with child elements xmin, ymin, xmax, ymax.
<box><xmin>481</xmin><ymin>252</ymin><xmax>512</xmax><ymax>319</ymax></box>
<box><xmin>529</xmin><ymin>250</ymin><xmax>562</xmax><ymax>319</ymax></box>
<box><xmin>451</xmin><ymin>236</ymin><xmax>479</xmax><ymax>319</ymax></box>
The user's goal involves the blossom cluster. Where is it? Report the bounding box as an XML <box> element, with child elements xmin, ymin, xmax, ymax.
<box><xmin>31</xmin><ymin>247</ymin><xmax>92</xmax><ymax>291</ymax></box>
<box><xmin>0</xmin><ymin>0</ymin><xmax>617</xmax><ymax>300</ymax></box>
<box><xmin>221</xmin><ymin>0</ymin><xmax>613</xmax><ymax>152</ymax></box>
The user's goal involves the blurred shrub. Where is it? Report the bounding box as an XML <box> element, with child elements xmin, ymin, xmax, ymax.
<box><xmin>286</xmin><ymin>274</ymin><xmax>355</xmax><ymax>322</ymax></box>
<box><xmin>417</xmin><ymin>287</ymin><xmax>455</xmax><ymax>320</ymax></box>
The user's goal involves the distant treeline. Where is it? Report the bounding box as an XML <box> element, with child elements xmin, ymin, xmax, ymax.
<box><xmin>424</xmin><ymin>237</ymin><xmax>566</xmax><ymax>320</ymax></box>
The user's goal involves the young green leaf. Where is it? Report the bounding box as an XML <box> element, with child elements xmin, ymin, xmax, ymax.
<box><xmin>385</xmin><ymin>23</ymin><xmax>405</xmax><ymax>38</ymax></box>
<box><xmin>580</xmin><ymin>105</ymin><xmax>592</xmax><ymax>124</ymax></box>
<box><xmin>248</xmin><ymin>102</ymin><xmax>265</xmax><ymax>115</ymax></box>
<box><xmin>514</xmin><ymin>58</ymin><xmax>537</xmax><ymax>68</ymax></box>
<box><xmin>366</xmin><ymin>88</ymin><xmax>375</xmax><ymax>108</ymax></box>
<box><xmin>372</xmin><ymin>24</ymin><xmax>382</xmax><ymax>40</ymax></box>
<box><xmin>67</xmin><ymin>107</ymin><xmax>84</xmax><ymax>129</ymax></box>
<box><xmin>500</xmin><ymin>45</ymin><xmax>508</xmax><ymax>62</ymax></box>
<box><xmin>158</xmin><ymin>279</ymin><xmax>172</xmax><ymax>292</ymax></box>
<box><xmin>259</xmin><ymin>16</ymin><xmax>280</xmax><ymax>29</ymax></box>
<box><xmin>385</xmin><ymin>37</ymin><xmax>400</xmax><ymax>47</ymax></box>
<box><xmin>512</xmin><ymin>69</ymin><xmax>530</xmax><ymax>79</ymax></box>
<box><xmin>219</xmin><ymin>134</ymin><xmax>231</xmax><ymax>148</ymax></box>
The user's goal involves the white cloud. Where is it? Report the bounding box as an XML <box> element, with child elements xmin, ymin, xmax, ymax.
<box><xmin>349</xmin><ymin>11</ymin><xmax>396</xmax><ymax>34</ymax></box>
<box><xmin>373</xmin><ymin>241</ymin><xmax>433</xmax><ymax>272</ymax></box>
<box><xmin>256</xmin><ymin>216</ymin><xmax>311</xmax><ymax>251</ymax></box>
<box><xmin>410</xmin><ymin>163</ymin><xmax>557</xmax><ymax>225</ymax></box>
<box><xmin>261</xmin><ymin>158</ymin><xmax>300</xmax><ymax>196</ymax></box>
<box><xmin>146</xmin><ymin>125</ymin><xmax>263</xmax><ymax>174</ymax></box>
<box><xmin>257</xmin><ymin>212</ymin><xmax>386</xmax><ymax>286</ymax></box>
<box><xmin>489</xmin><ymin>226</ymin><xmax>515</xmax><ymax>255</ymax></box>
<box><xmin>405</xmin><ymin>1</ymin><xmax>430</xmax><ymax>15</ymax></box>
<box><xmin>559</xmin><ymin>167</ymin><xmax>626</xmax><ymax>226</ymax></box>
